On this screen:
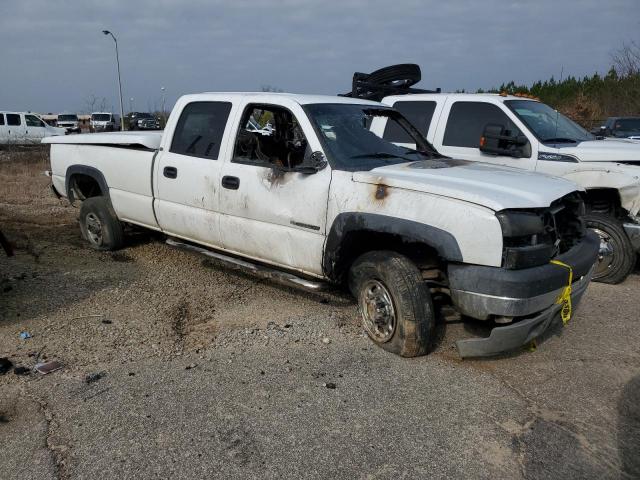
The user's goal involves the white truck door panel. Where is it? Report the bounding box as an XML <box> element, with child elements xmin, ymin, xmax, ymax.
<box><xmin>154</xmin><ymin>100</ymin><xmax>235</xmax><ymax>248</ymax></box>
<box><xmin>433</xmin><ymin>99</ymin><xmax>539</xmax><ymax>171</ymax></box>
<box><xmin>218</xmin><ymin>100</ymin><xmax>330</xmax><ymax>276</ymax></box>
<box><xmin>5</xmin><ymin>113</ymin><xmax>22</xmax><ymax>143</ymax></box>
<box><xmin>24</xmin><ymin>114</ymin><xmax>47</xmax><ymax>143</ymax></box>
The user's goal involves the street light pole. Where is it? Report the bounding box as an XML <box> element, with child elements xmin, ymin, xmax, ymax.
<box><xmin>102</xmin><ymin>30</ymin><xmax>125</xmax><ymax>131</ymax></box>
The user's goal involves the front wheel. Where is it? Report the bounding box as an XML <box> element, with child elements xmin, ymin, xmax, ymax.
<box><xmin>348</xmin><ymin>251</ymin><xmax>434</xmax><ymax>357</ymax></box>
<box><xmin>585</xmin><ymin>213</ymin><xmax>635</xmax><ymax>284</ymax></box>
<box><xmin>79</xmin><ymin>197</ymin><xmax>124</xmax><ymax>251</ymax></box>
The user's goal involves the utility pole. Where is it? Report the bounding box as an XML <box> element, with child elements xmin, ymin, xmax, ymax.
<box><xmin>102</xmin><ymin>30</ymin><xmax>125</xmax><ymax>131</ymax></box>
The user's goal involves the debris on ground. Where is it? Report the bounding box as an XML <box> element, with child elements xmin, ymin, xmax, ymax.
<box><xmin>322</xmin><ymin>337</ymin><xmax>331</xmax><ymax>344</ymax></box>
<box><xmin>101</xmin><ymin>319</ymin><xmax>112</xmax><ymax>324</ymax></box>
<box><xmin>324</xmin><ymin>382</ymin><xmax>337</xmax><ymax>389</ymax></box>
<box><xmin>0</xmin><ymin>357</ymin><xmax>13</xmax><ymax>375</ymax></box>
<box><xmin>13</xmin><ymin>366</ymin><xmax>31</xmax><ymax>375</ymax></box>
<box><xmin>84</xmin><ymin>371</ymin><xmax>106</xmax><ymax>384</ymax></box>
<box><xmin>35</xmin><ymin>360</ymin><xmax>63</xmax><ymax>375</ymax></box>
<box><xmin>185</xmin><ymin>363</ymin><xmax>197</xmax><ymax>370</ymax></box>
<box><xmin>19</xmin><ymin>331</ymin><xmax>32</xmax><ymax>339</ymax></box>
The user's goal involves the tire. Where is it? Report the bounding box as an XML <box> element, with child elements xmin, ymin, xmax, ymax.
<box><xmin>348</xmin><ymin>250</ymin><xmax>434</xmax><ymax>357</ymax></box>
<box><xmin>79</xmin><ymin>197</ymin><xmax>124</xmax><ymax>251</ymax></box>
<box><xmin>585</xmin><ymin>213</ymin><xmax>635</xmax><ymax>284</ymax></box>
<box><xmin>366</xmin><ymin>64</ymin><xmax>421</xmax><ymax>88</ymax></box>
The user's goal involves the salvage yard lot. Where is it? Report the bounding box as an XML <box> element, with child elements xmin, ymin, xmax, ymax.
<box><xmin>1</xmin><ymin>147</ymin><xmax>639</xmax><ymax>479</ymax></box>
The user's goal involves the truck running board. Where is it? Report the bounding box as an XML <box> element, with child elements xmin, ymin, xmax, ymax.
<box><xmin>165</xmin><ymin>238</ymin><xmax>328</xmax><ymax>292</ymax></box>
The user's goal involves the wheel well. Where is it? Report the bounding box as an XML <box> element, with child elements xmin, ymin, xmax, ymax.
<box><xmin>329</xmin><ymin>230</ymin><xmax>443</xmax><ymax>284</ymax></box>
<box><xmin>69</xmin><ymin>173</ymin><xmax>104</xmax><ymax>201</ymax></box>
<box><xmin>582</xmin><ymin>188</ymin><xmax>624</xmax><ymax>217</ymax></box>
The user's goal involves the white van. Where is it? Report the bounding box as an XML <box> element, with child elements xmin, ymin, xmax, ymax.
<box><xmin>0</xmin><ymin>112</ymin><xmax>66</xmax><ymax>144</ymax></box>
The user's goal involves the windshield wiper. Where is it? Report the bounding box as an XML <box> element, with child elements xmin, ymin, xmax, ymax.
<box><xmin>349</xmin><ymin>152</ymin><xmax>410</xmax><ymax>160</ymax></box>
<box><xmin>542</xmin><ymin>137</ymin><xmax>578</xmax><ymax>143</ymax></box>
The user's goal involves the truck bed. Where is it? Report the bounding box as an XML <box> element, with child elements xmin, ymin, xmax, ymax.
<box><xmin>46</xmin><ymin>133</ymin><xmax>160</xmax><ymax>230</ymax></box>
<box><xmin>42</xmin><ymin>131</ymin><xmax>163</xmax><ymax>150</ymax></box>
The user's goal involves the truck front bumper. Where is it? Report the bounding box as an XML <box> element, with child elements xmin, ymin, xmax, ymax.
<box><xmin>448</xmin><ymin>231</ymin><xmax>599</xmax><ymax>358</ymax></box>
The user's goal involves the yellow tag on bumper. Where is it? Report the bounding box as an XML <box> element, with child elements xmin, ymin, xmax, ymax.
<box><xmin>550</xmin><ymin>260</ymin><xmax>573</xmax><ymax>325</ymax></box>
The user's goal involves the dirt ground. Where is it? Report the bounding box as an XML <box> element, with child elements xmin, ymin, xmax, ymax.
<box><xmin>1</xmin><ymin>147</ymin><xmax>639</xmax><ymax>479</ymax></box>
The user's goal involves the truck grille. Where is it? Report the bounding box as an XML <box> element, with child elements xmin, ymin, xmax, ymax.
<box><xmin>544</xmin><ymin>192</ymin><xmax>586</xmax><ymax>255</ymax></box>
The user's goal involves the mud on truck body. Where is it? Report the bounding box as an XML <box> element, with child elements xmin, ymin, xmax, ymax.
<box><xmin>44</xmin><ymin>92</ymin><xmax>599</xmax><ymax>358</ymax></box>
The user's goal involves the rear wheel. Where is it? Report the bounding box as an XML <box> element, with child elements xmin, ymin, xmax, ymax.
<box><xmin>79</xmin><ymin>197</ymin><xmax>124</xmax><ymax>251</ymax></box>
<box><xmin>348</xmin><ymin>251</ymin><xmax>433</xmax><ymax>357</ymax></box>
<box><xmin>585</xmin><ymin>213</ymin><xmax>635</xmax><ymax>284</ymax></box>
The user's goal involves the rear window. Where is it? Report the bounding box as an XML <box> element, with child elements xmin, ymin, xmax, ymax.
<box><xmin>170</xmin><ymin>101</ymin><xmax>232</xmax><ymax>159</ymax></box>
<box><xmin>383</xmin><ymin>101</ymin><xmax>436</xmax><ymax>143</ymax></box>
<box><xmin>0</xmin><ymin>114</ymin><xmax>4</xmax><ymax>126</ymax></box>
<box><xmin>6</xmin><ymin>114</ymin><xmax>21</xmax><ymax>126</ymax></box>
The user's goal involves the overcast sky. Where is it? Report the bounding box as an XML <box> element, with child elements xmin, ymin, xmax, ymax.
<box><xmin>0</xmin><ymin>0</ymin><xmax>638</xmax><ymax>114</ymax></box>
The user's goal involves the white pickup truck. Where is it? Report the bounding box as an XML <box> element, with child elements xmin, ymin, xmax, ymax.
<box><xmin>379</xmin><ymin>93</ymin><xmax>640</xmax><ymax>284</ymax></box>
<box><xmin>44</xmin><ymin>92</ymin><xmax>599</xmax><ymax>358</ymax></box>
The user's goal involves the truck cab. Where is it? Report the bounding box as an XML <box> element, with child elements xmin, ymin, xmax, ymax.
<box><xmin>57</xmin><ymin>113</ymin><xmax>82</xmax><ymax>133</ymax></box>
<box><xmin>380</xmin><ymin>93</ymin><xmax>640</xmax><ymax>283</ymax></box>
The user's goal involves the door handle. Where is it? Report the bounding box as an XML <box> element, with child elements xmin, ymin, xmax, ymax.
<box><xmin>163</xmin><ymin>166</ymin><xmax>178</xmax><ymax>179</ymax></box>
<box><xmin>221</xmin><ymin>176</ymin><xmax>240</xmax><ymax>190</ymax></box>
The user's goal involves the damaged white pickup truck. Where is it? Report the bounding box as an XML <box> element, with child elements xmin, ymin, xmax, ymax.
<box><xmin>44</xmin><ymin>92</ymin><xmax>599</xmax><ymax>358</ymax></box>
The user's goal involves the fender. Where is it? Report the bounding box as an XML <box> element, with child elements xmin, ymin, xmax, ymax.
<box><xmin>322</xmin><ymin>212</ymin><xmax>463</xmax><ymax>280</ymax></box>
<box><xmin>65</xmin><ymin>165</ymin><xmax>110</xmax><ymax>204</ymax></box>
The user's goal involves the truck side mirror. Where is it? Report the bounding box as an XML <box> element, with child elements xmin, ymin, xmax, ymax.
<box><xmin>295</xmin><ymin>151</ymin><xmax>328</xmax><ymax>174</ymax></box>
<box><xmin>479</xmin><ymin>123</ymin><xmax>528</xmax><ymax>158</ymax></box>
<box><xmin>273</xmin><ymin>151</ymin><xmax>328</xmax><ymax>175</ymax></box>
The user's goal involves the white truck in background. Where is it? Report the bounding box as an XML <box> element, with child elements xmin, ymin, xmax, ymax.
<box><xmin>379</xmin><ymin>93</ymin><xmax>640</xmax><ymax>284</ymax></box>
<box><xmin>44</xmin><ymin>92</ymin><xmax>598</xmax><ymax>358</ymax></box>
<box><xmin>0</xmin><ymin>111</ymin><xmax>66</xmax><ymax>144</ymax></box>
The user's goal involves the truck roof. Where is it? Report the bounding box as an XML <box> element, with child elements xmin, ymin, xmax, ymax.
<box><xmin>190</xmin><ymin>92</ymin><xmax>383</xmax><ymax>106</ymax></box>
<box><xmin>383</xmin><ymin>93</ymin><xmax>541</xmax><ymax>103</ymax></box>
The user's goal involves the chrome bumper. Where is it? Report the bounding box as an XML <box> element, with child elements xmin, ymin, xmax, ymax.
<box><xmin>455</xmin><ymin>264</ymin><xmax>594</xmax><ymax>358</ymax></box>
<box><xmin>451</xmin><ymin>264</ymin><xmax>594</xmax><ymax>320</ymax></box>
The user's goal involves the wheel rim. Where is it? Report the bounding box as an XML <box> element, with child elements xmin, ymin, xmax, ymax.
<box><xmin>591</xmin><ymin>228</ymin><xmax>615</xmax><ymax>279</ymax></box>
<box><xmin>85</xmin><ymin>213</ymin><xmax>103</xmax><ymax>247</ymax></box>
<box><xmin>359</xmin><ymin>279</ymin><xmax>396</xmax><ymax>343</ymax></box>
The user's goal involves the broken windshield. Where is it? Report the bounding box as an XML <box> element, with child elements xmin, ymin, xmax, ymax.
<box><xmin>303</xmin><ymin>103</ymin><xmax>440</xmax><ymax>171</ymax></box>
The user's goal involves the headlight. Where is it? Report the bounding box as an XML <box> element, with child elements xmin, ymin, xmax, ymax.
<box><xmin>497</xmin><ymin>210</ymin><xmax>553</xmax><ymax>269</ymax></box>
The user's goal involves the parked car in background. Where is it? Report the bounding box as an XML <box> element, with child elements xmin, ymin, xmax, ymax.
<box><xmin>127</xmin><ymin>112</ymin><xmax>160</xmax><ymax>131</ymax></box>
<box><xmin>43</xmin><ymin>92</ymin><xmax>599</xmax><ymax>358</ymax></box>
<box><xmin>593</xmin><ymin>117</ymin><xmax>640</xmax><ymax>139</ymax></box>
<box><xmin>0</xmin><ymin>111</ymin><xmax>66</xmax><ymax>144</ymax></box>
<box><xmin>90</xmin><ymin>112</ymin><xmax>118</xmax><ymax>132</ymax></box>
<box><xmin>57</xmin><ymin>113</ymin><xmax>82</xmax><ymax>133</ymax></box>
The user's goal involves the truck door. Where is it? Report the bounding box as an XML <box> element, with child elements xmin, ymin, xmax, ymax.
<box><xmin>5</xmin><ymin>113</ymin><xmax>22</xmax><ymax>144</ymax></box>
<box><xmin>24</xmin><ymin>114</ymin><xmax>47</xmax><ymax>143</ymax></box>
<box><xmin>217</xmin><ymin>101</ymin><xmax>330</xmax><ymax>276</ymax></box>
<box><xmin>432</xmin><ymin>100</ymin><xmax>538</xmax><ymax>171</ymax></box>
<box><xmin>154</xmin><ymin>100</ymin><xmax>234</xmax><ymax>248</ymax></box>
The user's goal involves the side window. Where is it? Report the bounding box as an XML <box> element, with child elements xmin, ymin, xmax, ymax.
<box><xmin>6</xmin><ymin>114</ymin><xmax>21</xmax><ymax>126</ymax></box>
<box><xmin>25</xmin><ymin>115</ymin><xmax>45</xmax><ymax>127</ymax></box>
<box><xmin>233</xmin><ymin>104</ymin><xmax>308</xmax><ymax>168</ymax></box>
<box><xmin>443</xmin><ymin>102</ymin><xmax>522</xmax><ymax>148</ymax></box>
<box><xmin>383</xmin><ymin>101</ymin><xmax>436</xmax><ymax>142</ymax></box>
<box><xmin>0</xmin><ymin>114</ymin><xmax>4</xmax><ymax>126</ymax></box>
<box><xmin>170</xmin><ymin>101</ymin><xmax>232</xmax><ymax>159</ymax></box>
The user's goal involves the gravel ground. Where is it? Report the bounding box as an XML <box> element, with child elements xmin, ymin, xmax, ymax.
<box><xmin>0</xmin><ymin>148</ymin><xmax>639</xmax><ymax>479</ymax></box>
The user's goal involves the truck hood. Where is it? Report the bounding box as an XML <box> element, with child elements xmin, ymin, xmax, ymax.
<box><xmin>551</xmin><ymin>138</ymin><xmax>640</xmax><ymax>163</ymax></box>
<box><xmin>352</xmin><ymin>159</ymin><xmax>580</xmax><ymax>211</ymax></box>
